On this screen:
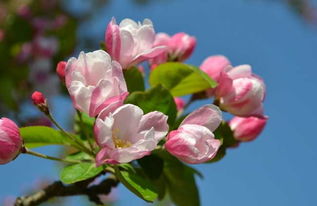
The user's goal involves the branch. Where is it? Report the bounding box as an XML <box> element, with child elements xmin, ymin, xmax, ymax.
<box><xmin>14</xmin><ymin>176</ymin><xmax>119</xmax><ymax>206</ymax></box>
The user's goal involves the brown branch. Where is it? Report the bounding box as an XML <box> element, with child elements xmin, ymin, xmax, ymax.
<box><xmin>14</xmin><ymin>176</ymin><xmax>119</xmax><ymax>206</ymax></box>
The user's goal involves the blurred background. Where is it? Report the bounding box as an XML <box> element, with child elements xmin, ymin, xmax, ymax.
<box><xmin>1</xmin><ymin>0</ymin><xmax>317</xmax><ymax>205</ymax></box>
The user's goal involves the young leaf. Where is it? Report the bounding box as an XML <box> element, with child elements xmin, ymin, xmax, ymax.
<box><xmin>123</xmin><ymin>67</ymin><xmax>145</xmax><ymax>92</ymax></box>
<box><xmin>125</xmin><ymin>85</ymin><xmax>177</xmax><ymax>126</ymax></box>
<box><xmin>20</xmin><ymin>126</ymin><xmax>73</xmax><ymax>148</ymax></box>
<box><xmin>60</xmin><ymin>162</ymin><xmax>103</xmax><ymax>184</ymax></box>
<box><xmin>115</xmin><ymin>165</ymin><xmax>158</xmax><ymax>202</ymax></box>
<box><xmin>149</xmin><ymin>62</ymin><xmax>217</xmax><ymax>96</ymax></box>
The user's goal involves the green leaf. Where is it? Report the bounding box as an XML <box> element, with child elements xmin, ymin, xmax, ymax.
<box><xmin>214</xmin><ymin>121</ymin><xmax>238</xmax><ymax>148</ymax></box>
<box><xmin>65</xmin><ymin>152</ymin><xmax>92</xmax><ymax>161</ymax></box>
<box><xmin>138</xmin><ymin>154</ymin><xmax>164</xmax><ymax>180</ymax></box>
<box><xmin>60</xmin><ymin>162</ymin><xmax>103</xmax><ymax>184</ymax></box>
<box><xmin>157</xmin><ymin>151</ymin><xmax>200</xmax><ymax>206</ymax></box>
<box><xmin>149</xmin><ymin>62</ymin><xmax>217</xmax><ymax>96</ymax></box>
<box><xmin>124</xmin><ymin>67</ymin><xmax>145</xmax><ymax>92</ymax></box>
<box><xmin>20</xmin><ymin>126</ymin><xmax>73</xmax><ymax>148</ymax></box>
<box><xmin>115</xmin><ymin>165</ymin><xmax>158</xmax><ymax>202</ymax></box>
<box><xmin>125</xmin><ymin>85</ymin><xmax>177</xmax><ymax>126</ymax></box>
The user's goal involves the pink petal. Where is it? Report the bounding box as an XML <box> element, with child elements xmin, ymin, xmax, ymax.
<box><xmin>105</xmin><ymin>18</ymin><xmax>121</xmax><ymax>61</ymax></box>
<box><xmin>181</xmin><ymin>104</ymin><xmax>222</xmax><ymax>132</ymax></box>
<box><xmin>138</xmin><ymin>111</ymin><xmax>169</xmax><ymax>141</ymax></box>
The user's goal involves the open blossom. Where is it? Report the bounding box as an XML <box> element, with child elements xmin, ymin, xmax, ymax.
<box><xmin>165</xmin><ymin>105</ymin><xmax>222</xmax><ymax>164</ymax></box>
<box><xmin>229</xmin><ymin>116</ymin><xmax>268</xmax><ymax>142</ymax></box>
<box><xmin>65</xmin><ymin>50</ymin><xmax>128</xmax><ymax>117</ymax></box>
<box><xmin>95</xmin><ymin>104</ymin><xmax>168</xmax><ymax>164</ymax></box>
<box><xmin>105</xmin><ymin>18</ymin><xmax>165</xmax><ymax>69</ymax></box>
<box><xmin>150</xmin><ymin>32</ymin><xmax>196</xmax><ymax>69</ymax></box>
<box><xmin>0</xmin><ymin>118</ymin><xmax>23</xmax><ymax>164</ymax></box>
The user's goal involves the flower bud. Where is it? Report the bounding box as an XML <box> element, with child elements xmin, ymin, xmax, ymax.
<box><xmin>169</xmin><ymin>32</ymin><xmax>196</xmax><ymax>61</ymax></box>
<box><xmin>165</xmin><ymin>105</ymin><xmax>222</xmax><ymax>164</ymax></box>
<box><xmin>31</xmin><ymin>91</ymin><xmax>49</xmax><ymax>115</ymax></box>
<box><xmin>229</xmin><ymin>116</ymin><xmax>268</xmax><ymax>142</ymax></box>
<box><xmin>56</xmin><ymin>61</ymin><xmax>66</xmax><ymax>81</ymax></box>
<box><xmin>0</xmin><ymin>118</ymin><xmax>23</xmax><ymax>164</ymax></box>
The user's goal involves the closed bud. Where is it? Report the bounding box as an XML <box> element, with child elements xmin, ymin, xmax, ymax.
<box><xmin>0</xmin><ymin>118</ymin><xmax>23</xmax><ymax>164</ymax></box>
<box><xmin>165</xmin><ymin>105</ymin><xmax>222</xmax><ymax>164</ymax></box>
<box><xmin>56</xmin><ymin>61</ymin><xmax>67</xmax><ymax>81</ymax></box>
<box><xmin>229</xmin><ymin>116</ymin><xmax>268</xmax><ymax>142</ymax></box>
<box><xmin>31</xmin><ymin>91</ymin><xmax>49</xmax><ymax>114</ymax></box>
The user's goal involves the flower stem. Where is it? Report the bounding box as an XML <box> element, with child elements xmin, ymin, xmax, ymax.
<box><xmin>76</xmin><ymin>110</ymin><xmax>95</xmax><ymax>154</ymax></box>
<box><xmin>23</xmin><ymin>148</ymin><xmax>91</xmax><ymax>164</ymax></box>
<box><xmin>47</xmin><ymin>113</ymin><xmax>94</xmax><ymax>156</ymax></box>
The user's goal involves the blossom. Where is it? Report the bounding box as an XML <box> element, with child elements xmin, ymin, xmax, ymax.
<box><xmin>95</xmin><ymin>104</ymin><xmax>168</xmax><ymax>164</ymax></box>
<box><xmin>165</xmin><ymin>105</ymin><xmax>222</xmax><ymax>164</ymax></box>
<box><xmin>200</xmin><ymin>56</ymin><xmax>266</xmax><ymax>117</ymax></box>
<box><xmin>220</xmin><ymin>65</ymin><xmax>266</xmax><ymax>117</ymax></box>
<box><xmin>65</xmin><ymin>50</ymin><xmax>128</xmax><ymax>117</ymax></box>
<box><xmin>150</xmin><ymin>32</ymin><xmax>196</xmax><ymax>69</ymax></box>
<box><xmin>0</xmin><ymin>118</ymin><xmax>23</xmax><ymax>164</ymax></box>
<box><xmin>229</xmin><ymin>116</ymin><xmax>268</xmax><ymax>142</ymax></box>
<box><xmin>105</xmin><ymin>18</ymin><xmax>165</xmax><ymax>69</ymax></box>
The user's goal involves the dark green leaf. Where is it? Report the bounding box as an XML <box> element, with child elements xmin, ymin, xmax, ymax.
<box><xmin>115</xmin><ymin>165</ymin><xmax>158</xmax><ymax>202</ymax></box>
<box><xmin>65</xmin><ymin>152</ymin><xmax>92</xmax><ymax>161</ymax></box>
<box><xmin>60</xmin><ymin>163</ymin><xmax>103</xmax><ymax>184</ymax></box>
<box><xmin>149</xmin><ymin>62</ymin><xmax>217</xmax><ymax>96</ymax></box>
<box><xmin>124</xmin><ymin>67</ymin><xmax>145</xmax><ymax>92</ymax></box>
<box><xmin>20</xmin><ymin>126</ymin><xmax>73</xmax><ymax>148</ymax></box>
<box><xmin>214</xmin><ymin>121</ymin><xmax>238</xmax><ymax>148</ymax></box>
<box><xmin>138</xmin><ymin>154</ymin><xmax>164</xmax><ymax>180</ymax></box>
<box><xmin>125</xmin><ymin>85</ymin><xmax>177</xmax><ymax>126</ymax></box>
<box><xmin>157</xmin><ymin>151</ymin><xmax>200</xmax><ymax>206</ymax></box>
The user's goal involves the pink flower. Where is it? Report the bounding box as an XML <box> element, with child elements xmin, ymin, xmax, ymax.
<box><xmin>65</xmin><ymin>50</ymin><xmax>128</xmax><ymax>117</ymax></box>
<box><xmin>105</xmin><ymin>18</ymin><xmax>165</xmax><ymax>69</ymax></box>
<box><xmin>0</xmin><ymin>118</ymin><xmax>23</xmax><ymax>164</ymax></box>
<box><xmin>165</xmin><ymin>105</ymin><xmax>222</xmax><ymax>164</ymax></box>
<box><xmin>95</xmin><ymin>104</ymin><xmax>168</xmax><ymax>164</ymax></box>
<box><xmin>150</xmin><ymin>32</ymin><xmax>196</xmax><ymax>69</ymax></box>
<box><xmin>174</xmin><ymin>97</ymin><xmax>185</xmax><ymax>112</ymax></box>
<box><xmin>200</xmin><ymin>56</ymin><xmax>266</xmax><ymax>117</ymax></box>
<box><xmin>229</xmin><ymin>116</ymin><xmax>268</xmax><ymax>142</ymax></box>
<box><xmin>220</xmin><ymin>65</ymin><xmax>266</xmax><ymax>117</ymax></box>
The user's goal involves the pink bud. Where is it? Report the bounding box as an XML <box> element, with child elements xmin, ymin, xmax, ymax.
<box><xmin>31</xmin><ymin>91</ymin><xmax>49</xmax><ymax>114</ymax></box>
<box><xmin>0</xmin><ymin>118</ymin><xmax>23</xmax><ymax>164</ymax></box>
<box><xmin>169</xmin><ymin>32</ymin><xmax>196</xmax><ymax>61</ymax></box>
<box><xmin>229</xmin><ymin>116</ymin><xmax>268</xmax><ymax>142</ymax></box>
<box><xmin>174</xmin><ymin>97</ymin><xmax>185</xmax><ymax>111</ymax></box>
<box><xmin>165</xmin><ymin>105</ymin><xmax>222</xmax><ymax>164</ymax></box>
<box><xmin>56</xmin><ymin>61</ymin><xmax>66</xmax><ymax>81</ymax></box>
<box><xmin>32</xmin><ymin>91</ymin><xmax>46</xmax><ymax>105</ymax></box>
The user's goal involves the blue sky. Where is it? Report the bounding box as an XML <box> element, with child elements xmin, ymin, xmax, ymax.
<box><xmin>1</xmin><ymin>0</ymin><xmax>317</xmax><ymax>205</ymax></box>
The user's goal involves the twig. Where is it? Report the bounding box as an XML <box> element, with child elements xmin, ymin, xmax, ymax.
<box><xmin>14</xmin><ymin>176</ymin><xmax>119</xmax><ymax>206</ymax></box>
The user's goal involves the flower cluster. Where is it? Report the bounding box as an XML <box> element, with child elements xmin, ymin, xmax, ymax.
<box><xmin>0</xmin><ymin>17</ymin><xmax>268</xmax><ymax>206</ymax></box>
